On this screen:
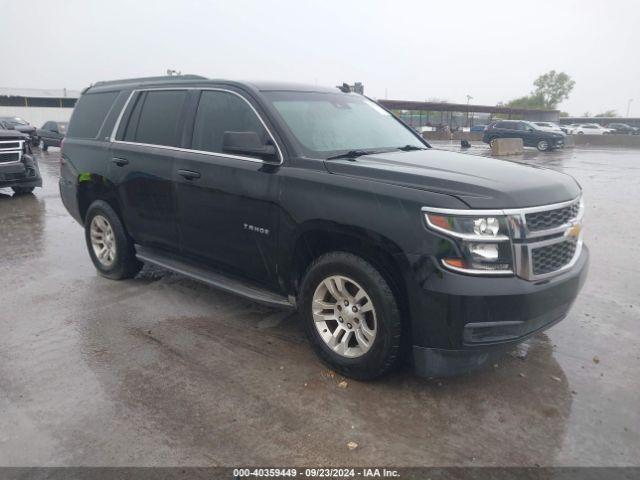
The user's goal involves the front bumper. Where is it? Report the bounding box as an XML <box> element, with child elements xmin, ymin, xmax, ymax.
<box><xmin>0</xmin><ymin>155</ymin><xmax>42</xmax><ymax>189</ymax></box>
<box><xmin>409</xmin><ymin>246</ymin><xmax>589</xmax><ymax>377</ymax></box>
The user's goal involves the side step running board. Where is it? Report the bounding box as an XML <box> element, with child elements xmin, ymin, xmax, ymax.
<box><xmin>135</xmin><ymin>245</ymin><xmax>295</xmax><ymax>309</ymax></box>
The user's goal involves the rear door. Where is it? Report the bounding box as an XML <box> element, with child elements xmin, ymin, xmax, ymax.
<box><xmin>109</xmin><ymin>89</ymin><xmax>188</xmax><ymax>253</ymax></box>
<box><xmin>173</xmin><ymin>88</ymin><xmax>282</xmax><ymax>288</ymax></box>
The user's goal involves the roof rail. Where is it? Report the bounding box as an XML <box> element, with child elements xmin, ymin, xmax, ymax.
<box><xmin>90</xmin><ymin>74</ymin><xmax>207</xmax><ymax>89</ymax></box>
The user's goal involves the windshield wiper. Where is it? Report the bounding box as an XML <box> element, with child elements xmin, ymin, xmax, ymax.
<box><xmin>326</xmin><ymin>149</ymin><xmax>381</xmax><ymax>160</ymax></box>
<box><xmin>396</xmin><ymin>145</ymin><xmax>427</xmax><ymax>151</ymax></box>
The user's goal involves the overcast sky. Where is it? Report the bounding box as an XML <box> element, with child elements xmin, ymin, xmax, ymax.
<box><xmin>2</xmin><ymin>0</ymin><xmax>639</xmax><ymax>116</ymax></box>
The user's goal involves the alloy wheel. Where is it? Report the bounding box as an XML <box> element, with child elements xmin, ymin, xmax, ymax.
<box><xmin>312</xmin><ymin>275</ymin><xmax>377</xmax><ymax>358</ymax></box>
<box><xmin>90</xmin><ymin>215</ymin><xmax>116</xmax><ymax>267</ymax></box>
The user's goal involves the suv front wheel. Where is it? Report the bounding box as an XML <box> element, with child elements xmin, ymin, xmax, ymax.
<box><xmin>536</xmin><ymin>139</ymin><xmax>551</xmax><ymax>151</ymax></box>
<box><xmin>85</xmin><ymin>200</ymin><xmax>142</xmax><ymax>280</ymax></box>
<box><xmin>300</xmin><ymin>252</ymin><xmax>403</xmax><ymax>380</ymax></box>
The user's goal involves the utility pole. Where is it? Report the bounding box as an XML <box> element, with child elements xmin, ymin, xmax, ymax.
<box><xmin>627</xmin><ymin>98</ymin><xmax>633</xmax><ymax>117</ymax></box>
<box><xmin>466</xmin><ymin>94</ymin><xmax>473</xmax><ymax>127</ymax></box>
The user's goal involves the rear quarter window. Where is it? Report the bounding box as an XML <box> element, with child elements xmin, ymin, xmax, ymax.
<box><xmin>67</xmin><ymin>91</ymin><xmax>119</xmax><ymax>139</ymax></box>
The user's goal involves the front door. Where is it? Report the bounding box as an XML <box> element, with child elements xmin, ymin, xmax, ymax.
<box><xmin>109</xmin><ymin>89</ymin><xmax>189</xmax><ymax>253</ymax></box>
<box><xmin>174</xmin><ymin>89</ymin><xmax>282</xmax><ymax>288</ymax></box>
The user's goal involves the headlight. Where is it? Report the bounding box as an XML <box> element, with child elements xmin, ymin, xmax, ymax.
<box><xmin>424</xmin><ymin>210</ymin><xmax>513</xmax><ymax>274</ymax></box>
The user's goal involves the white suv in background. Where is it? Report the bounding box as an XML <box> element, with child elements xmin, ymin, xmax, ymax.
<box><xmin>571</xmin><ymin>123</ymin><xmax>613</xmax><ymax>135</ymax></box>
<box><xmin>533</xmin><ymin>122</ymin><xmax>565</xmax><ymax>134</ymax></box>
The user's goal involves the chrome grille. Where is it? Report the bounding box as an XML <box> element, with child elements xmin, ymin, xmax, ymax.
<box><xmin>526</xmin><ymin>202</ymin><xmax>580</xmax><ymax>231</ymax></box>
<box><xmin>506</xmin><ymin>196</ymin><xmax>583</xmax><ymax>280</ymax></box>
<box><xmin>0</xmin><ymin>152</ymin><xmax>20</xmax><ymax>163</ymax></box>
<box><xmin>0</xmin><ymin>141</ymin><xmax>20</xmax><ymax>150</ymax></box>
<box><xmin>532</xmin><ymin>239</ymin><xmax>578</xmax><ymax>275</ymax></box>
<box><xmin>0</xmin><ymin>139</ymin><xmax>23</xmax><ymax>164</ymax></box>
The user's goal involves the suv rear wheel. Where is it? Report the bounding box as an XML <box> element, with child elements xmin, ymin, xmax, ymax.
<box><xmin>300</xmin><ymin>252</ymin><xmax>403</xmax><ymax>380</ymax></box>
<box><xmin>85</xmin><ymin>200</ymin><xmax>142</xmax><ymax>280</ymax></box>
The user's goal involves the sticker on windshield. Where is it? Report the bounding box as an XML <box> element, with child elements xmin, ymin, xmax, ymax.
<box><xmin>364</xmin><ymin>100</ymin><xmax>390</xmax><ymax>116</ymax></box>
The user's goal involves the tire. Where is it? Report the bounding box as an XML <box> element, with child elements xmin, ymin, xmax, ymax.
<box><xmin>488</xmin><ymin>137</ymin><xmax>498</xmax><ymax>147</ymax></box>
<box><xmin>536</xmin><ymin>139</ymin><xmax>550</xmax><ymax>151</ymax></box>
<box><xmin>39</xmin><ymin>139</ymin><xmax>48</xmax><ymax>151</ymax></box>
<box><xmin>299</xmin><ymin>252</ymin><xmax>403</xmax><ymax>380</ymax></box>
<box><xmin>578</xmin><ymin>131</ymin><xmax>584</xmax><ymax>135</ymax></box>
<box><xmin>12</xmin><ymin>186</ymin><xmax>35</xmax><ymax>195</ymax></box>
<box><xmin>84</xmin><ymin>200</ymin><xmax>142</xmax><ymax>280</ymax></box>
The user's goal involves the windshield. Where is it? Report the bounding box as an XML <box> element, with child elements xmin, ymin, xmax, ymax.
<box><xmin>2</xmin><ymin>117</ymin><xmax>28</xmax><ymax>126</ymax></box>
<box><xmin>265</xmin><ymin>91</ymin><xmax>425</xmax><ymax>158</ymax></box>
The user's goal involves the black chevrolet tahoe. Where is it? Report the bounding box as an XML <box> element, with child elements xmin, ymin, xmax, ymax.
<box><xmin>59</xmin><ymin>75</ymin><xmax>588</xmax><ymax>379</ymax></box>
<box><xmin>483</xmin><ymin>120</ymin><xmax>565</xmax><ymax>151</ymax></box>
<box><xmin>0</xmin><ymin>128</ymin><xmax>42</xmax><ymax>194</ymax></box>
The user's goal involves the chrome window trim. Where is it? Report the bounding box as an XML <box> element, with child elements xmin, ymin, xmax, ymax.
<box><xmin>423</xmin><ymin>195</ymin><xmax>584</xmax><ymax>280</ymax></box>
<box><xmin>109</xmin><ymin>87</ymin><xmax>284</xmax><ymax>165</ymax></box>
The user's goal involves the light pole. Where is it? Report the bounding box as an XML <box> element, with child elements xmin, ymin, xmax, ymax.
<box><xmin>627</xmin><ymin>98</ymin><xmax>633</xmax><ymax>117</ymax></box>
<box><xmin>466</xmin><ymin>95</ymin><xmax>473</xmax><ymax>127</ymax></box>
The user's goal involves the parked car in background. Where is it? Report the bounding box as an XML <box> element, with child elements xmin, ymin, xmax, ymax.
<box><xmin>0</xmin><ymin>127</ymin><xmax>42</xmax><ymax>195</ymax></box>
<box><xmin>532</xmin><ymin>122</ymin><xmax>565</xmax><ymax>134</ymax></box>
<box><xmin>59</xmin><ymin>75</ymin><xmax>588</xmax><ymax>379</ymax></box>
<box><xmin>560</xmin><ymin>124</ymin><xmax>577</xmax><ymax>134</ymax></box>
<box><xmin>37</xmin><ymin>121</ymin><xmax>68</xmax><ymax>150</ymax></box>
<box><xmin>0</xmin><ymin>117</ymin><xmax>40</xmax><ymax>146</ymax></box>
<box><xmin>606</xmin><ymin>122</ymin><xmax>639</xmax><ymax>135</ymax></box>
<box><xmin>571</xmin><ymin>123</ymin><xmax>613</xmax><ymax>135</ymax></box>
<box><xmin>483</xmin><ymin>120</ymin><xmax>564</xmax><ymax>151</ymax></box>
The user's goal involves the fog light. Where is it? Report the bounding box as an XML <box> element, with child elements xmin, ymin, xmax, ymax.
<box><xmin>468</xmin><ymin>243</ymin><xmax>499</xmax><ymax>261</ymax></box>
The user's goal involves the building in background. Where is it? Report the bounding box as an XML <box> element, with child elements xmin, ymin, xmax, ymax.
<box><xmin>377</xmin><ymin>99</ymin><xmax>560</xmax><ymax>131</ymax></box>
<box><xmin>0</xmin><ymin>88</ymin><xmax>79</xmax><ymax>128</ymax></box>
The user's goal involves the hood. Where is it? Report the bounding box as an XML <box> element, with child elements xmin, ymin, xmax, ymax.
<box><xmin>324</xmin><ymin>149</ymin><xmax>581</xmax><ymax>209</ymax></box>
<box><xmin>0</xmin><ymin>129</ymin><xmax>29</xmax><ymax>140</ymax></box>
<box><xmin>13</xmin><ymin>125</ymin><xmax>36</xmax><ymax>134</ymax></box>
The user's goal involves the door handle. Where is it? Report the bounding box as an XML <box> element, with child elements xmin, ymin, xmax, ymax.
<box><xmin>177</xmin><ymin>169</ymin><xmax>201</xmax><ymax>180</ymax></box>
<box><xmin>111</xmin><ymin>157</ymin><xmax>129</xmax><ymax>167</ymax></box>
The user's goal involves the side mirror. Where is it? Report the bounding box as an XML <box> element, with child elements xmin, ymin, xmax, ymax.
<box><xmin>222</xmin><ymin>131</ymin><xmax>278</xmax><ymax>162</ymax></box>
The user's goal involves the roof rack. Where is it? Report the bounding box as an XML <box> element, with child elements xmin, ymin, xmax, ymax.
<box><xmin>89</xmin><ymin>74</ymin><xmax>207</xmax><ymax>90</ymax></box>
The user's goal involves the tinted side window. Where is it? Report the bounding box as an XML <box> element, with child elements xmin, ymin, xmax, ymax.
<box><xmin>42</xmin><ymin>122</ymin><xmax>52</xmax><ymax>130</ymax></box>
<box><xmin>129</xmin><ymin>90</ymin><xmax>187</xmax><ymax>147</ymax></box>
<box><xmin>495</xmin><ymin>121</ymin><xmax>514</xmax><ymax>129</ymax></box>
<box><xmin>67</xmin><ymin>91</ymin><xmax>118</xmax><ymax>139</ymax></box>
<box><xmin>191</xmin><ymin>90</ymin><xmax>268</xmax><ymax>156</ymax></box>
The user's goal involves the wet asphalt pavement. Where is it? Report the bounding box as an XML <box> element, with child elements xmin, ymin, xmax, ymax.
<box><xmin>0</xmin><ymin>145</ymin><xmax>639</xmax><ymax>467</ymax></box>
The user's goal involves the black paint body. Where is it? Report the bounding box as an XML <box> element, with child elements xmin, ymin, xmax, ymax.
<box><xmin>59</xmin><ymin>77</ymin><xmax>588</xmax><ymax>376</ymax></box>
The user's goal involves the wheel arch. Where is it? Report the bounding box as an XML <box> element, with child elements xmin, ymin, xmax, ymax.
<box><xmin>287</xmin><ymin>221</ymin><xmax>412</xmax><ymax>315</ymax></box>
<box><xmin>77</xmin><ymin>174</ymin><xmax>122</xmax><ymax>224</ymax></box>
